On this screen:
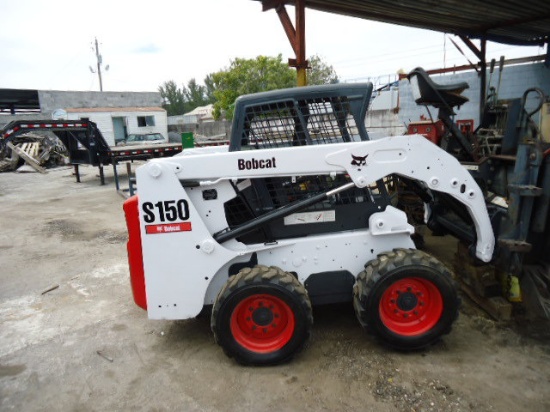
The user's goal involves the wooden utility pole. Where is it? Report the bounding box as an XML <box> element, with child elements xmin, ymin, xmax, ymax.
<box><xmin>93</xmin><ymin>37</ymin><xmax>104</xmax><ymax>92</ymax></box>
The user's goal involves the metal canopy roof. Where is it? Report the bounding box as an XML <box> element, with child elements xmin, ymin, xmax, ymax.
<box><xmin>259</xmin><ymin>0</ymin><xmax>550</xmax><ymax>46</ymax></box>
<box><xmin>0</xmin><ymin>89</ymin><xmax>40</xmax><ymax>113</ymax></box>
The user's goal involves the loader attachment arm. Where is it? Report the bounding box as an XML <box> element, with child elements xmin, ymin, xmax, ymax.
<box><xmin>325</xmin><ymin>135</ymin><xmax>495</xmax><ymax>262</ymax></box>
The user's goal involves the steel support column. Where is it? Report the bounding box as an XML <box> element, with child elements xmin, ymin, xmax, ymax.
<box><xmin>263</xmin><ymin>0</ymin><xmax>308</xmax><ymax>86</ymax></box>
<box><xmin>294</xmin><ymin>0</ymin><xmax>307</xmax><ymax>86</ymax></box>
<box><xmin>458</xmin><ymin>35</ymin><xmax>487</xmax><ymax>122</ymax></box>
<box><xmin>479</xmin><ymin>38</ymin><xmax>487</xmax><ymax>116</ymax></box>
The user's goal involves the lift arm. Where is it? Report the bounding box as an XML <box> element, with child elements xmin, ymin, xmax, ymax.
<box><xmin>141</xmin><ymin>134</ymin><xmax>495</xmax><ymax>262</ymax></box>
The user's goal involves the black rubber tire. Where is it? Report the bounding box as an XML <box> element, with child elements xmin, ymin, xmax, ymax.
<box><xmin>211</xmin><ymin>265</ymin><xmax>313</xmax><ymax>365</ymax></box>
<box><xmin>353</xmin><ymin>248</ymin><xmax>459</xmax><ymax>350</ymax></box>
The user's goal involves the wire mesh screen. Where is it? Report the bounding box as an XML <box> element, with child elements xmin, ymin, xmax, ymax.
<box><xmin>302</xmin><ymin>99</ymin><xmax>359</xmax><ymax>144</ymax></box>
<box><xmin>242</xmin><ymin>96</ymin><xmax>360</xmax><ymax>149</ymax></box>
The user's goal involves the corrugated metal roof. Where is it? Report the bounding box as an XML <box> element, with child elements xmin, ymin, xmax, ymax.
<box><xmin>258</xmin><ymin>1</ymin><xmax>550</xmax><ymax>46</ymax></box>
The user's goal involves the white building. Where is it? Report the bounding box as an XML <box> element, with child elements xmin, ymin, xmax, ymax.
<box><xmin>0</xmin><ymin>89</ymin><xmax>168</xmax><ymax>146</ymax></box>
<box><xmin>168</xmin><ymin>104</ymin><xmax>214</xmax><ymax>126</ymax></box>
<box><xmin>66</xmin><ymin>107</ymin><xmax>167</xmax><ymax>146</ymax></box>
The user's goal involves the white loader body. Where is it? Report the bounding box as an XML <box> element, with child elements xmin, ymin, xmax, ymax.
<box><xmin>132</xmin><ymin>134</ymin><xmax>494</xmax><ymax>320</ymax></box>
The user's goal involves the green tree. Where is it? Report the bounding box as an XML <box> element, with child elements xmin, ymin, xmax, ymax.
<box><xmin>210</xmin><ymin>54</ymin><xmax>295</xmax><ymax>120</ymax></box>
<box><xmin>307</xmin><ymin>54</ymin><xmax>339</xmax><ymax>85</ymax></box>
<box><xmin>203</xmin><ymin>74</ymin><xmax>216</xmax><ymax>104</ymax></box>
<box><xmin>158</xmin><ymin>80</ymin><xmax>186</xmax><ymax>116</ymax></box>
<box><xmin>183</xmin><ymin>78</ymin><xmax>208</xmax><ymax>112</ymax></box>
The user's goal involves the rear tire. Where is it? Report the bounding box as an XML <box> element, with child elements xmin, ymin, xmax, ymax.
<box><xmin>353</xmin><ymin>248</ymin><xmax>459</xmax><ymax>350</ymax></box>
<box><xmin>211</xmin><ymin>265</ymin><xmax>313</xmax><ymax>365</ymax></box>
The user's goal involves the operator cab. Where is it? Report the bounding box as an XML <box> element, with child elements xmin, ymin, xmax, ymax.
<box><xmin>224</xmin><ymin>83</ymin><xmax>390</xmax><ymax>244</ymax></box>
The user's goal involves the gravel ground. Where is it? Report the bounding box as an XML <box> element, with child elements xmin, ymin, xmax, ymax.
<box><xmin>1</xmin><ymin>165</ymin><xmax>549</xmax><ymax>412</ymax></box>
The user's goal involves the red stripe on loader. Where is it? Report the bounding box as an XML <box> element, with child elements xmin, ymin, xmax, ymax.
<box><xmin>123</xmin><ymin>196</ymin><xmax>147</xmax><ymax>310</ymax></box>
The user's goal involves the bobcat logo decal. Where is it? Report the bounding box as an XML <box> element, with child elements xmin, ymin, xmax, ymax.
<box><xmin>351</xmin><ymin>154</ymin><xmax>368</xmax><ymax>168</ymax></box>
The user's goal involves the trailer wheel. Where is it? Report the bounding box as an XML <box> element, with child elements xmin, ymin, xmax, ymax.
<box><xmin>212</xmin><ymin>265</ymin><xmax>312</xmax><ymax>365</ymax></box>
<box><xmin>353</xmin><ymin>248</ymin><xmax>459</xmax><ymax>350</ymax></box>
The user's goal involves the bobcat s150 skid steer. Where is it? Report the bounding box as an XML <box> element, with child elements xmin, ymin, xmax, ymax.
<box><xmin>123</xmin><ymin>83</ymin><xmax>494</xmax><ymax>365</ymax></box>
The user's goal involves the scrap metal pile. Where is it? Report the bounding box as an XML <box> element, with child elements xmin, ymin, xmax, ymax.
<box><xmin>0</xmin><ymin>132</ymin><xmax>68</xmax><ymax>173</ymax></box>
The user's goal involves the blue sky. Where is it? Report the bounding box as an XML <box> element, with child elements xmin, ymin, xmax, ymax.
<box><xmin>0</xmin><ymin>0</ymin><xmax>544</xmax><ymax>92</ymax></box>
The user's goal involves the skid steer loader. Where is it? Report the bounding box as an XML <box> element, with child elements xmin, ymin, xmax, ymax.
<box><xmin>123</xmin><ymin>83</ymin><xmax>495</xmax><ymax>365</ymax></box>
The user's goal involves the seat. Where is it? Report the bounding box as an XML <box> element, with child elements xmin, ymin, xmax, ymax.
<box><xmin>408</xmin><ymin>67</ymin><xmax>469</xmax><ymax>109</ymax></box>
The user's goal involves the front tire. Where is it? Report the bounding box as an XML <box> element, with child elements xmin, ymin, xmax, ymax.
<box><xmin>211</xmin><ymin>265</ymin><xmax>313</xmax><ymax>365</ymax></box>
<box><xmin>353</xmin><ymin>248</ymin><xmax>459</xmax><ymax>350</ymax></box>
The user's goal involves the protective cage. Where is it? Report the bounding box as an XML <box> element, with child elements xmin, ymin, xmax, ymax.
<box><xmin>229</xmin><ymin>83</ymin><xmax>373</xmax><ymax>150</ymax></box>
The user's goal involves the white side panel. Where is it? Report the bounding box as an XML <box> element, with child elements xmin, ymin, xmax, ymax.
<box><xmin>255</xmin><ymin>206</ymin><xmax>413</xmax><ymax>285</ymax></box>
<box><xmin>185</xmin><ymin>180</ymin><xmax>237</xmax><ymax>234</ymax></box>
<box><xmin>254</xmin><ymin>230</ymin><xmax>414</xmax><ymax>285</ymax></box>
<box><xmin>136</xmin><ymin>162</ymin><xmax>239</xmax><ymax>320</ymax></box>
<box><xmin>202</xmin><ymin>206</ymin><xmax>415</xmax><ymax>304</ymax></box>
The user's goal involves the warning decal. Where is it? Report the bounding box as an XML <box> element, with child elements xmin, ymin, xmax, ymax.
<box><xmin>145</xmin><ymin>222</ymin><xmax>192</xmax><ymax>234</ymax></box>
<box><xmin>284</xmin><ymin>210</ymin><xmax>336</xmax><ymax>225</ymax></box>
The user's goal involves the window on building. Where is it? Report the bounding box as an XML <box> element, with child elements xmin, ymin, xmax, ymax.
<box><xmin>137</xmin><ymin>115</ymin><xmax>155</xmax><ymax>127</ymax></box>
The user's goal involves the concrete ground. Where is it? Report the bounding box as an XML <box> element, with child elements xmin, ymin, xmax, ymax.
<box><xmin>1</xmin><ymin>165</ymin><xmax>549</xmax><ymax>412</ymax></box>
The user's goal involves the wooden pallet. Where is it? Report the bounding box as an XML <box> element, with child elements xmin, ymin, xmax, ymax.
<box><xmin>19</xmin><ymin>142</ymin><xmax>41</xmax><ymax>158</ymax></box>
<box><xmin>7</xmin><ymin>142</ymin><xmax>46</xmax><ymax>174</ymax></box>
